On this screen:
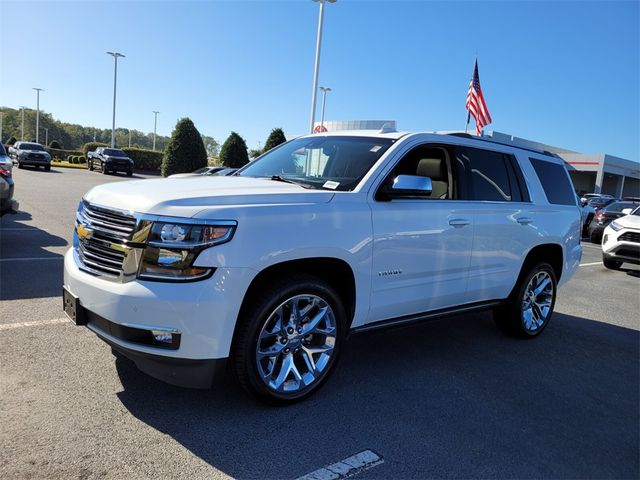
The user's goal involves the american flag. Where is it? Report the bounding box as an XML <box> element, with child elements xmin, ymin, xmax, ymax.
<box><xmin>465</xmin><ymin>59</ymin><xmax>492</xmax><ymax>135</ymax></box>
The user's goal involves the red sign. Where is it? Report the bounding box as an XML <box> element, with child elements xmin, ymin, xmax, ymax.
<box><xmin>313</xmin><ymin>125</ymin><xmax>328</xmax><ymax>133</ymax></box>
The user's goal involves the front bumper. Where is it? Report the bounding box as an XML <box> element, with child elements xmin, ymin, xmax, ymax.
<box><xmin>63</xmin><ymin>248</ymin><xmax>255</xmax><ymax>387</ymax></box>
<box><xmin>602</xmin><ymin>227</ymin><xmax>640</xmax><ymax>265</ymax></box>
<box><xmin>19</xmin><ymin>158</ymin><xmax>50</xmax><ymax>166</ymax></box>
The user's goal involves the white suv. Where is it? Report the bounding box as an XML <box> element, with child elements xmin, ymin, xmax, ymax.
<box><xmin>63</xmin><ymin>131</ymin><xmax>582</xmax><ymax>403</ymax></box>
<box><xmin>601</xmin><ymin>206</ymin><xmax>640</xmax><ymax>269</ymax></box>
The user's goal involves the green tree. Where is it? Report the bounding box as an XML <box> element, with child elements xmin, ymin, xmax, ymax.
<box><xmin>262</xmin><ymin>128</ymin><xmax>287</xmax><ymax>154</ymax></box>
<box><xmin>6</xmin><ymin>136</ymin><xmax>16</xmax><ymax>145</ymax></box>
<box><xmin>220</xmin><ymin>132</ymin><xmax>249</xmax><ymax>168</ymax></box>
<box><xmin>161</xmin><ymin>118</ymin><xmax>208</xmax><ymax>177</ymax></box>
<box><xmin>248</xmin><ymin>149</ymin><xmax>262</xmax><ymax>159</ymax></box>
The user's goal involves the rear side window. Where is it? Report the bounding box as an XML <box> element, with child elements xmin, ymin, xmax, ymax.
<box><xmin>458</xmin><ymin>147</ymin><xmax>513</xmax><ymax>201</ymax></box>
<box><xmin>529</xmin><ymin>158</ymin><xmax>576</xmax><ymax>205</ymax></box>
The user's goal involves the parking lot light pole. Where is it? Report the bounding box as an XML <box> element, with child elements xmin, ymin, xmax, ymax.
<box><xmin>33</xmin><ymin>88</ymin><xmax>44</xmax><ymax>143</ymax></box>
<box><xmin>19</xmin><ymin>106</ymin><xmax>26</xmax><ymax>141</ymax></box>
<box><xmin>152</xmin><ymin>111</ymin><xmax>160</xmax><ymax>151</ymax></box>
<box><xmin>45</xmin><ymin>128</ymin><xmax>49</xmax><ymax>146</ymax></box>
<box><xmin>0</xmin><ymin>111</ymin><xmax>3</xmax><ymax>143</ymax></box>
<box><xmin>106</xmin><ymin>52</ymin><xmax>125</xmax><ymax>148</ymax></box>
<box><xmin>309</xmin><ymin>0</ymin><xmax>336</xmax><ymax>133</ymax></box>
<box><xmin>319</xmin><ymin>86</ymin><xmax>332</xmax><ymax>129</ymax></box>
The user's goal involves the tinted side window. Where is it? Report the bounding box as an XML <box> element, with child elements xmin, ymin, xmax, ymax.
<box><xmin>529</xmin><ymin>158</ymin><xmax>576</xmax><ymax>206</ymax></box>
<box><xmin>458</xmin><ymin>147</ymin><xmax>512</xmax><ymax>201</ymax></box>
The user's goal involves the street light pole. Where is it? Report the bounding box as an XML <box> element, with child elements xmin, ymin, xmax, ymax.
<box><xmin>106</xmin><ymin>52</ymin><xmax>125</xmax><ymax>147</ymax></box>
<box><xmin>19</xmin><ymin>106</ymin><xmax>26</xmax><ymax>141</ymax></box>
<box><xmin>33</xmin><ymin>88</ymin><xmax>44</xmax><ymax>143</ymax></box>
<box><xmin>152</xmin><ymin>111</ymin><xmax>160</xmax><ymax>151</ymax></box>
<box><xmin>0</xmin><ymin>111</ymin><xmax>3</xmax><ymax>143</ymax></box>
<box><xmin>45</xmin><ymin>128</ymin><xmax>49</xmax><ymax>146</ymax></box>
<box><xmin>319</xmin><ymin>86</ymin><xmax>332</xmax><ymax>129</ymax></box>
<box><xmin>309</xmin><ymin>0</ymin><xmax>336</xmax><ymax>133</ymax></box>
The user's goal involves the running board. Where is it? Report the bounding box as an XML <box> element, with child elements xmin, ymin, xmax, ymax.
<box><xmin>350</xmin><ymin>300</ymin><xmax>502</xmax><ymax>335</ymax></box>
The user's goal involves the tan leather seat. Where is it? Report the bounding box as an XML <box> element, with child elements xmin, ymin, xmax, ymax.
<box><xmin>416</xmin><ymin>158</ymin><xmax>449</xmax><ymax>199</ymax></box>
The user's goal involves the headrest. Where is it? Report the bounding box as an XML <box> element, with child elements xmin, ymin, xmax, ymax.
<box><xmin>416</xmin><ymin>158</ymin><xmax>445</xmax><ymax>179</ymax></box>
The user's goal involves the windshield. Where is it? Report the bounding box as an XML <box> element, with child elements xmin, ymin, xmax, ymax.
<box><xmin>104</xmin><ymin>148</ymin><xmax>126</xmax><ymax>156</ymax></box>
<box><xmin>606</xmin><ymin>201</ymin><xmax>639</xmax><ymax>213</ymax></box>
<box><xmin>237</xmin><ymin>136</ymin><xmax>395</xmax><ymax>191</ymax></box>
<box><xmin>21</xmin><ymin>143</ymin><xmax>44</xmax><ymax>151</ymax></box>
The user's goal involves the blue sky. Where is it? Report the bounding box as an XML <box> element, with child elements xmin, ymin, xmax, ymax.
<box><xmin>1</xmin><ymin>0</ymin><xmax>638</xmax><ymax>160</ymax></box>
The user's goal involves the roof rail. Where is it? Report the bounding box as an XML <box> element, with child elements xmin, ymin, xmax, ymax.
<box><xmin>446</xmin><ymin>132</ymin><xmax>554</xmax><ymax>157</ymax></box>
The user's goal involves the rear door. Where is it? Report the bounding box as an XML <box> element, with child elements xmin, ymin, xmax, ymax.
<box><xmin>456</xmin><ymin>145</ymin><xmax>537</xmax><ymax>302</ymax></box>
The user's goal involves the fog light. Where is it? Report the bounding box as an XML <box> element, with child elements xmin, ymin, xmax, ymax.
<box><xmin>151</xmin><ymin>331</ymin><xmax>174</xmax><ymax>344</ymax></box>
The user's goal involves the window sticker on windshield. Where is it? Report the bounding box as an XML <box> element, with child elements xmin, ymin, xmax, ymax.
<box><xmin>370</xmin><ymin>145</ymin><xmax>382</xmax><ymax>153</ymax></box>
<box><xmin>323</xmin><ymin>181</ymin><xmax>340</xmax><ymax>190</ymax></box>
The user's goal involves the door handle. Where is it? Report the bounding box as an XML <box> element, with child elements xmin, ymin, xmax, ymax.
<box><xmin>449</xmin><ymin>218</ymin><xmax>471</xmax><ymax>227</ymax></box>
<box><xmin>516</xmin><ymin>217</ymin><xmax>533</xmax><ymax>225</ymax></box>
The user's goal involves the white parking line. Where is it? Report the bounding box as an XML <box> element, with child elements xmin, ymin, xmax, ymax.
<box><xmin>579</xmin><ymin>261</ymin><xmax>602</xmax><ymax>267</ymax></box>
<box><xmin>0</xmin><ymin>257</ymin><xmax>63</xmax><ymax>262</ymax></box>
<box><xmin>297</xmin><ymin>450</ymin><xmax>384</xmax><ymax>480</ymax></box>
<box><xmin>0</xmin><ymin>318</ymin><xmax>70</xmax><ymax>331</ymax></box>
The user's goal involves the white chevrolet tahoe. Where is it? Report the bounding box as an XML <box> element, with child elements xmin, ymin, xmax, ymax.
<box><xmin>63</xmin><ymin>131</ymin><xmax>582</xmax><ymax>404</ymax></box>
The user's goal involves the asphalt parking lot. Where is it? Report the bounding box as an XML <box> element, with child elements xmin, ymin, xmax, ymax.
<box><xmin>1</xmin><ymin>166</ymin><xmax>639</xmax><ymax>479</ymax></box>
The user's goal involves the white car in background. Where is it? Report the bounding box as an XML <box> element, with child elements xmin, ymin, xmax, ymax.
<box><xmin>601</xmin><ymin>206</ymin><xmax>640</xmax><ymax>270</ymax></box>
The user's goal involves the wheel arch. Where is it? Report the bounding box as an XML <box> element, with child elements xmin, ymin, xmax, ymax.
<box><xmin>515</xmin><ymin>243</ymin><xmax>564</xmax><ymax>291</ymax></box>
<box><xmin>231</xmin><ymin>257</ymin><xmax>357</xmax><ymax>352</ymax></box>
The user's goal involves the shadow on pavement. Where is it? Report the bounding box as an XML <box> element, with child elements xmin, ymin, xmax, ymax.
<box><xmin>0</xmin><ymin>211</ymin><xmax>67</xmax><ymax>301</ymax></box>
<box><xmin>115</xmin><ymin>312</ymin><xmax>639</xmax><ymax>479</ymax></box>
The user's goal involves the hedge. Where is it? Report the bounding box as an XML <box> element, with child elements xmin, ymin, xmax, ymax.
<box><xmin>46</xmin><ymin>147</ymin><xmax>83</xmax><ymax>162</ymax></box>
<box><xmin>122</xmin><ymin>147</ymin><xmax>163</xmax><ymax>171</ymax></box>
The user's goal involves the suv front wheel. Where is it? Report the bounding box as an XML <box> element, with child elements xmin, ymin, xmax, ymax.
<box><xmin>234</xmin><ymin>274</ymin><xmax>346</xmax><ymax>404</ymax></box>
<box><xmin>494</xmin><ymin>262</ymin><xmax>557</xmax><ymax>338</ymax></box>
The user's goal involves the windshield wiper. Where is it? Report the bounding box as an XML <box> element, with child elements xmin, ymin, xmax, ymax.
<box><xmin>268</xmin><ymin>175</ymin><xmax>313</xmax><ymax>189</ymax></box>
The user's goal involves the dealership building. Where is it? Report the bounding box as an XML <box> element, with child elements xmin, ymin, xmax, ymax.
<box><xmin>314</xmin><ymin>121</ymin><xmax>639</xmax><ymax>197</ymax></box>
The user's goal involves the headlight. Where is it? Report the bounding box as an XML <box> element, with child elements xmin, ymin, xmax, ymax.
<box><xmin>610</xmin><ymin>221</ymin><xmax>623</xmax><ymax>231</ymax></box>
<box><xmin>138</xmin><ymin>221</ymin><xmax>236</xmax><ymax>281</ymax></box>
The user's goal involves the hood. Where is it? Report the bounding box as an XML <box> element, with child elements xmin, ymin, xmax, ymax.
<box><xmin>615</xmin><ymin>213</ymin><xmax>640</xmax><ymax>230</ymax></box>
<box><xmin>83</xmin><ymin>176</ymin><xmax>335</xmax><ymax>217</ymax></box>
<box><xmin>22</xmin><ymin>149</ymin><xmax>49</xmax><ymax>155</ymax></box>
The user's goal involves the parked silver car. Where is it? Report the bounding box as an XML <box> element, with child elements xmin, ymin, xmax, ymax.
<box><xmin>0</xmin><ymin>144</ymin><xmax>19</xmax><ymax>215</ymax></box>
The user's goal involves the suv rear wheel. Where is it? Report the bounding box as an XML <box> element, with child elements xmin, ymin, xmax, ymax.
<box><xmin>494</xmin><ymin>262</ymin><xmax>557</xmax><ymax>338</ymax></box>
<box><xmin>603</xmin><ymin>256</ymin><xmax>622</xmax><ymax>270</ymax></box>
<box><xmin>234</xmin><ymin>274</ymin><xmax>346</xmax><ymax>404</ymax></box>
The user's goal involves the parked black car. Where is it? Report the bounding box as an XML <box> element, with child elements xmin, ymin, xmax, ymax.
<box><xmin>588</xmin><ymin>200</ymin><xmax>640</xmax><ymax>243</ymax></box>
<box><xmin>88</xmin><ymin>147</ymin><xmax>134</xmax><ymax>176</ymax></box>
<box><xmin>587</xmin><ymin>196</ymin><xmax>617</xmax><ymax>211</ymax></box>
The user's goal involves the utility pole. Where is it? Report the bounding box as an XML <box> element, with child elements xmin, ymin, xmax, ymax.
<box><xmin>319</xmin><ymin>86</ymin><xmax>332</xmax><ymax>129</ymax></box>
<box><xmin>128</xmin><ymin>130</ymin><xmax>131</xmax><ymax>147</ymax></box>
<box><xmin>106</xmin><ymin>52</ymin><xmax>125</xmax><ymax>147</ymax></box>
<box><xmin>309</xmin><ymin>0</ymin><xmax>336</xmax><ymax>133</ymax></box>
<box><xmin>19</xmin><ymin>106</ymin><xmax>26</xmax><ymax>141</ymax></box>
<box><xmin>0</xmin><ymin>111</ymin><xmax>3</xmax><ymax>143</ymax></box>
<box><xmin>45</xmin><ymin>128</ymin><xmax>49</xmax><ymax>146</ymax></box>
<box><xmin>152</xmin><ymin>111</ymin><xmax>160</xmax><ymax>151</ymax></box>
<box><xmin>33</xmin><ymin>88</ymin><xmax>44</xmax><ymax>143</ymax></box>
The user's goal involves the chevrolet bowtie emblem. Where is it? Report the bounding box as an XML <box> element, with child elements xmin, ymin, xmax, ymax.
<box><xmin>76</xmin><ymin>223</ymin><xmax>93</xmax><ymax>241</ymax></box>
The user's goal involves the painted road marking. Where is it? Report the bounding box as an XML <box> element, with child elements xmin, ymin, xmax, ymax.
<box><xmin>297</xmin><ymin>450</ymin><xmax>384</xmax><ymax>480</ymax></box>
<box><xmin>0</xmin><ymin>257</ymin><xmax>63</xmax><ymax>262</ymax></box>
<box><xmin>0</xmin><ymin>318</ymin><xmax>70</xmax><ymax>331</ymax></box>
<box><xmin>579</xmin><ymin>261</ymin><xmax>602</xmax><ymax>267</ymax></box>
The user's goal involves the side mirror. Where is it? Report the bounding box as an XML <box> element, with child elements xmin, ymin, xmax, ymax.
<box><xmin>621</xmin><ymin>208</ymin><xmax>633</xmax><ymax>215</ymax></box>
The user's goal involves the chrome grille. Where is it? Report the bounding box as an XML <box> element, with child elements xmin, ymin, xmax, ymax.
<box><xmin>619</xmin><ymin>231</ymin><xmax>640</xmax><ymax>243</ymax></box>
<box><xmin>76</xmin><ymin>202</ymin><xmax>138</xmax><ymax>279</ymax></box>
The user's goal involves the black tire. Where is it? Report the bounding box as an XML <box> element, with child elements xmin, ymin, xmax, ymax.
<box><xmin>233</xmin><ymin>274</ymin><xmax>346</xmax><ymax>405</ymax></box>
<box><xmin>590</xmin><ymin>231</ymin><xmax>602</xmax><ymax>244</ymax></box>
<box><xmin>603</xmin><ymin>256</ymin><xmax>622</xmax><ymax>270</ymax></box>
<box><xmin>18</xmin><ymin>162</ymin><xmax>23</xmax><ymax>169</ymax></box>
<box><xmin>126</xmin><ymin>170</ymin><xmax>133</xmax><ymax>177</ymax></box>
<box><xmin>494</xmin><ymin>262</ymin><xmax>557</xmax><ymax>339</ymax></box>
<box><xmin>88</xmin><ymin>160</ymin><xmax>94</xmax><ymax>171</ymax></box>
<box><xmin>45</xmin><ymin>165</ymin><xmax>50</xmax><ymax>172</ymax></box>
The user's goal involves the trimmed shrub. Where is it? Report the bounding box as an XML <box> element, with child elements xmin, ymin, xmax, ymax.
<box><xmin>263</xmin><ymin>128</ymin><xmax>286</xmax><ymax>154</ymax></box>
<box><xmin>81</xmin><ymin>142</ymin><xmax>109</xmax><ymax>156</ymax></box>
<box><xmin>78</xmin><ymin>155</ymin><xmax>87</xmax><ymax>164</ymax></box>
<box><xmin>49</xmin><ymin>140</ymin><xmax>62</xmax><ymax>149</ymax></box>
<box><xmin>47</xmin><ymin>148</ymin><xmax>83</xmax><ymax>161</ymax></box>
<box><xmin>220</xmin><ymin>131</ymin><xmax>249</xmax><ymax>168</ymax></box>
<box><xmin>161</xmin><ymin>118</ymin><xmax>207</xmax><ymax>177</ymax></box>
<box><xmin>122</xmin><ymin>147</ymin><xmax>163</xmax><ymax>171</ymax></box>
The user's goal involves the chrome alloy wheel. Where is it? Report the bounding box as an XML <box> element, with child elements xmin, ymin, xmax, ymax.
<box><xmin>521</xmin><ymin>271</ymin><xmax>554</xmax><ymax>333</ymax></box>
<box><xmin>255</xmin><ymin>294</ymin><xmax>337</xmax><ymax>393</ymax></box>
